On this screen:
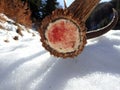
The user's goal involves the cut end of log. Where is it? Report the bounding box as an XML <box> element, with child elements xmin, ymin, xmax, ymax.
<box><xmin>39</xmin><ymin>9</ymin><xmax>87</xmax><ymax>58</ymax></box>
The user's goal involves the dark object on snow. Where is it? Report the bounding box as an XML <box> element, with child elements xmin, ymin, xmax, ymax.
<box><xmin>39</xmin><ymin>0</ymin><xmax>118</xmax><ymax>58</ymax></box>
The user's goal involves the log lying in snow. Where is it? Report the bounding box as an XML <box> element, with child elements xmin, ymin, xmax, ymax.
<box><xmin>39</xmin><ymin>0</ymin><xmax>118</xmax><ymax>58</ymax></box>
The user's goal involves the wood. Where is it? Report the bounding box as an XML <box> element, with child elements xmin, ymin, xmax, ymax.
<box><xmin>67</xmin><ymin>0</ymin><xmax>100</xmax><ymax>22</ymax></box>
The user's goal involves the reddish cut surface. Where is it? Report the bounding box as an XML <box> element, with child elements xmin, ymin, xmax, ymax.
<box><xmin>45</xmin><ymin>19</ymin><xmax>80</xmax><ymax>53</ymax></box>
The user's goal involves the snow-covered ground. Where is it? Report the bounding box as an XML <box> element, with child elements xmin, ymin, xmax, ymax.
<box><xmin>0</xmin><ymin>14</ymin><xmax>120</xmax><ymax>90</ymax></box>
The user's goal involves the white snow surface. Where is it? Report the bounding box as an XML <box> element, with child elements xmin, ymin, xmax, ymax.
<box><xmin>0</xmin><ymin>14</ymin><xmax>120</xmax><ymax>90</ymax></box>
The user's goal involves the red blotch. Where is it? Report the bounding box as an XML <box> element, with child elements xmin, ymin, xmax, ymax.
<box><xmin>48</xmin><ymin>21</ymin><xmax>66</xmax><ymax>43</ymax></box>
<box><xmin>47</xmin><ymin>20</ymin><xmax>78</xmax><ymax>50</ymax></box>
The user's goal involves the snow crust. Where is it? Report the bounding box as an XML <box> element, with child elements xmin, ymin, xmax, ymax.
<box><xmin>0</xmin><ymin>14</ymin><xmax>120</xmax><ymax>90</ymax></box>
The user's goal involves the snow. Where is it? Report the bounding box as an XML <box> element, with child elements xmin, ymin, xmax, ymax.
<box><xmin>0</xmin><ymin>14</ymin><xmax>120</xmax><ymax>90</ymax></box>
